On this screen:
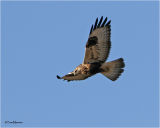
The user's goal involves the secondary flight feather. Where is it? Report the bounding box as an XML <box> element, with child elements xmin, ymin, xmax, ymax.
<box><xmin>57</xmin><ymin>16</ymin><xmax>125</xmax><ymax>82</ymax></box>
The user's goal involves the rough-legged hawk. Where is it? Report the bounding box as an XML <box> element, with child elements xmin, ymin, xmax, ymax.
<box><xmin>57</xmin><ymin>16</ymin><xmax>125</xmax><ymax>82</ymax></box>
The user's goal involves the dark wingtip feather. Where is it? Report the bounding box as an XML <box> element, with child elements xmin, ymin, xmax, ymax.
<box><xmin>90</xmin><ymin>16</ymin><xmax>111</xmax><ymax>35</ymax></box>
<box><xmin>56</xmin><ymin>75</ymin><xmax>61</xmax><ymax>79</ymax></box>
<box><xmin>101</xmin><ymin>17</ymin><xmax>108</xmax><ymax>27</ymax></box>
<box><xmin>106</xmin><ymin>20</ymin><xmax>111</xmax><ymax>26</ymax></box>
<box><xmin>94</xmin><ymin>17</ymin><xmax>98</xmax><ymax>30</ymax></box>
<box><xmin>90</xmin><ymin>25</ymin><xmax>93</xmax><ymax>34</ymax></box>
<box><xmin>97</xmin><ymin>16</ymin><xmax>103</xmax><ymax>28</ymax></box>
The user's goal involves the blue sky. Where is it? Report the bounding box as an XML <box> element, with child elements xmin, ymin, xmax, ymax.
<box><xmin>1</xmin><ymin>1</ymin><xmax>159</xmax><ymax>127</ymax></box>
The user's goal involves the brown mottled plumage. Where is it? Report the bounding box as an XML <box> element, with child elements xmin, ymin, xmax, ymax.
<box><xmin>57</xmin><ymin>16</ymin><xmax>125</xmax><ymax>82</ymax></box>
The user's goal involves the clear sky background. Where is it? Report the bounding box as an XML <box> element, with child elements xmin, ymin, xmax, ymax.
<box><xmin>1</xmin><ymin>1</ymin><xmax>159</xmax><ymax>127</ymax></box>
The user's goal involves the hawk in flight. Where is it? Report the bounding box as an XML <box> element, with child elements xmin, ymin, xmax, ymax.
<box><xmin>57</xmin><ymin>16</ymin><xmax>125</xmax><ymax>82</ymax></box>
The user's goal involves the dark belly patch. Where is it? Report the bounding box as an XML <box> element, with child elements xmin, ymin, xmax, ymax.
<box><xmin>89</xmin><ymin>62</ymin><xmax>101</xmax><ymax>74</ymax></box>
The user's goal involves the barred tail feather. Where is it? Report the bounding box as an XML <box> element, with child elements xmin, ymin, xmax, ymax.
<box><xmin>100</xmin><ymin>58</ymin><xmax>125</xmax><ymax>81</ymax></box>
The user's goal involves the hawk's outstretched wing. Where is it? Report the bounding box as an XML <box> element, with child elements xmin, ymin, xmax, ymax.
<box><xmin>83</xmin><ymin>16</ymin><xmax>111</xmax><ymax>64</ymax></box>
<box><xmin>57</xmin><ymin>73</ymin><xmax>90</xmax><ymax>82</ymax></box>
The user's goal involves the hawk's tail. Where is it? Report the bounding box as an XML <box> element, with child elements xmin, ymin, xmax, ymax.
<box><xmin>100</xmin><ymin>58</ymin><xmax>125</xmax><ymax>81</ymax></box>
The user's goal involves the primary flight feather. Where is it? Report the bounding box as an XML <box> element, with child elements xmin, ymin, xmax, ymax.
<box><xmin>57</xmin><ymin>16</ymin><xmax>125</xmax><ymax>82</ymax></box>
